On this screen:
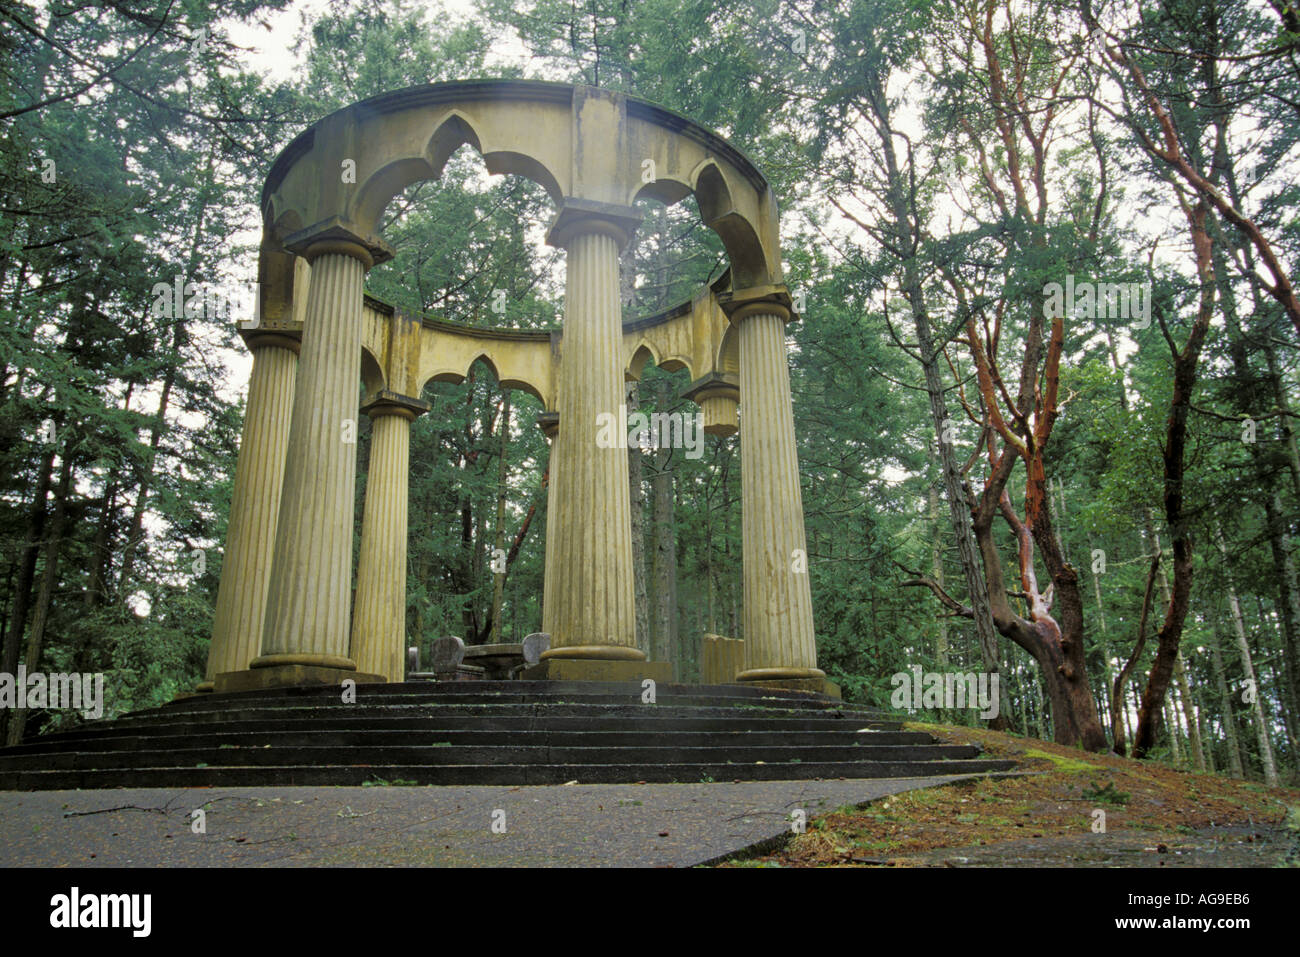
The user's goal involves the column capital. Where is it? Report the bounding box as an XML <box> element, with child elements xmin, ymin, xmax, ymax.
<box><xmin>536</xmin><ymin>410</ymin><xmax>559</xmax><ymax>440</ymax></box>
<box><xmin>361</xmin><ymin>389</ymin><xmax>430</xmax><ymax>422</ymax></box>
<box><xmin>546</xmin><ymin>198</ymin><xmax>642</xmax><ymax>251</ymax></box>
<box><xmin>284</xmin><ymin>217</ymin><xmax>395</xmax><ymax>269</ymax></box>
<box><xmin>718</xmin><ymin>284</ymin><xmax>795</xmax><ymax>325</ymax></box>
<box><xmin>681</xmin><ymin>371</ymin><xmax>740</xmax><ymax>404</ymax></box>
<box><xmin>683</xmin><ymin>372</ymin><xmax>740</xmax><ymax>437</ymax></box>
<box><xmin>238</xmin><ymin>322</ymin><xmax>303</xmax><ymax>355</ymax></box>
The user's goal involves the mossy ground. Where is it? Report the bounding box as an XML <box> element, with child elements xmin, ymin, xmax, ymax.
<box><xmin>718</xmin><ymin>721</ymin><xmax>1300</xmax><ymax>867</ymax></box>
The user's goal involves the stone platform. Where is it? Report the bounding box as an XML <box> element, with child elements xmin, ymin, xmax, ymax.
<box><xmin>0</xmin><ymin>681</ymin><xmax>1015</xmax><ymax>790</ymax></box>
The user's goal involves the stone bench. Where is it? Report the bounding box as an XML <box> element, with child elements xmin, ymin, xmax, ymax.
<box><xmin>461</xmin><ymin>633</ymin><xmax>551</xmax><ymax>680</ymax></box>
<box><xmin>409</xmin><ymin>633</ymin><xmax>551</xmax><ymax>681</ymax></box>
<box><xmin>417</xmin><ymin>636</ymin><xmax>485</xmax><ymax>681</ymax></box>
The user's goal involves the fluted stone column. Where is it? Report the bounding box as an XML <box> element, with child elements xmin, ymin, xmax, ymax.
<box><xmin>538</xmin><ymin>412</ymin><xmax>561</xmax><ymax>639</ymax></box>
<box><xmin>253</xmin><ymin>233</ymin><xmax>383</xmax><ymax>682</ymax></box>
<box><xmin>202</xmin><ymin>330</ymin><xmax>299</xmax><ymax>690</ymax></box>
<box><xmin>541</xmin><ymin>203</ymin><xmax>644</xmax><ymax>664</ymax></box>
<box><xmin>350</xmin><ymin>391</ymin><xmax>428</xmax><ymax>681</ymax></box>
<box><xmin>732</xmin><ymin>300</ymin><xmax>824</xmax><ymax>685</ymax></box>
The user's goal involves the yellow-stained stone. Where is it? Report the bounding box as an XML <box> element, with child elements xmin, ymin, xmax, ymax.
<box><xmin>701</xmin><ymin>634</ymin><xmax>745</xmax><ymax>684</ymax></box>
<box><xmin>203</xmin><ymin>332</ymin><xmax>298</xmax><ymax>686</ymax></box>
<box><xmin>350</xmin><ymin>391</ymin><xmax>427</xmax><ymax>681</ymax></box>
<box><xmin>212</xmin><ymin>80</ymin><xmax>825</xmax><ymax>691</ymax></box>
<box><xmin>542</xmin><ymin>207</ymin><xmax>643</xmax><ymax>660</ymax></box>
<box><xmin>731</xmin><ymin>301</ymin><xmax>823</xmax><ymax>685</ymax></box>
<box><xmin>255</xmin><ymin>246</ymin><xmax>372</xmax><ymax>672</ymax></box>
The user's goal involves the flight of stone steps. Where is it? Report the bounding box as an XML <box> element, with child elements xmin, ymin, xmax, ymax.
<box><xmin>0</xmin><ymin>681</ymin><xmax>1017</xmax><ymax>790</ymax></box>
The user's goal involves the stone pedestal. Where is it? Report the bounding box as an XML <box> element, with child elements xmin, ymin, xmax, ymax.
<box><xmin>701</xmin><ymin>633</ymin><xmax>744</xmax><ymax>684</ymax></box>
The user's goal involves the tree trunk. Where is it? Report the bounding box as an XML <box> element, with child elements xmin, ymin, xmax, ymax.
<box><xmin>1263</xmin><ymin>491</ymin><xmax>1300</xmax><ymax>737</ymax></box>
<box><xmin>1208</xmin><ymin>621</ymin><xmax>1245</xmax><ymax>778</ymax></box>
<box><xmin>0</xmin><ymin>444</ymin><xmax>56</xmax><ymax>744</ymax></box>
<box><xmin>1129</xmin><ymin>196</ymin><xmax>1215</xmax><ymax>759</ymax></box>
<box><xmin>929</xmin><ymin>473</ymin><xmax>950</xmax><ymax>724</ymax></box>
<box><xmin>1173</xmin><ymin>652</ymin><xmax>1206</xmax><ymax>772</ymax></box>
<box><xmin>627</xmin><ymin>381</ymin><xmax>650</xmax><ymax>657</ymax></box>
<box><xmin>1164</xmin><ymin>698</ymin><xmax>1183</xmax><ymax>767</ymax></box>
<box><xmin>489</xmin><ymin>394</ymin><xmax>511</xmax><ymax>643</ymax></box>
<box><xmin>1218</xmin><ymin>531</ymin><xmax>1280</xmax><ymax>785</ymax></box>
<box><xmin>649</xmin><ymin>378</ymin><xmax>678</xmax><ymax>674</ymax></box>
<box><xmin>6</xmin><ymin>449</ymin><xmax>74</xmax><ymax>746</ymax></box>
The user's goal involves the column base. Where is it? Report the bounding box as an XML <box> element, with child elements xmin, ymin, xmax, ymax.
<box><xmin>737</xmin><ymin>671</ymin><xmax>840</xmax><ymax>699</ymax></box>
<box><xmin>541</xmin><ymin>644</ymin><xmax>646</xmax><ymax>661</ymax></box>
<box><xmin>522</xmin><ymin>659</ymin><xmax>673</xmax><ymax>683</ymax></box>
<box><xmin>250</xmin><ymin>652</ymin><xmax>357</xmax><ymax>670</ymax></box>
<box><xmin>214</xmin><ymin>665</ymin><xmax>385</xmax><ymax>694</ymax></box>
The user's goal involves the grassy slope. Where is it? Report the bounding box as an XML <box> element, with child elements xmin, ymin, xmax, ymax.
<box><xmin>719</xmin><ymin>721</ymin><xmax>1300</xmax><ymax>867</ymax></box>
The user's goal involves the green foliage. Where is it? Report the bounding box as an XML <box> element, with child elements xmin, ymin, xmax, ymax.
<box><xmin>1</xmin><ymin>0</ymin><xmax>1297</xmax><ymax>790</ymax></box>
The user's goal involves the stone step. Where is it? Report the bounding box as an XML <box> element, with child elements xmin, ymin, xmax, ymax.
<box><xmin>156</xmin><ymin>680</ymin><xmax>849</xmax><ymax>708</ymax></box>
<box><xmin>0</xmin><ymin>742</ymin><xmax>980</xmax><ymax>771</ymax></box>
<box><xmin>126</xmin><ymin>694</ymin><xmax>888</xmax><ymax>721</ymax></box>
<box><xmin>0</xmin><ymin>757</ymin><xmax>1019</xmax><ymax>790</ymax></box>
<box><xmin>30</xmin><ymin>713</ymin><xmax>905</xmax><ymax>742</ymax></box>
<box><xmin>0</xmin><ymin>682</ymin><xmax>1012</xmax><ymax>792</ymax></box>
<box><xmin>95</xmin><ymin>706</ymin><xmax>891</xmax><ymax>735</ymax></box>
<box><xmin>0</xmin><ymin>727</ymin><xmax>936</xmax><ymax>754</ymax></box>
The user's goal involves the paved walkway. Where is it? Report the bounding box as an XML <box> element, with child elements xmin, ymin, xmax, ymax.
<box><xmin>0</xmin><ymin>775</ymin><xmax>983</xmax><ymax>867</ymax></box>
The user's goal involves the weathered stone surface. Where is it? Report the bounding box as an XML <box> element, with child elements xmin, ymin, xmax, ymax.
<box><xmin>521</xmin><ymin>659</ymin><xmax>673</xmax><ymax>684</ymax></box>
<box><xmin>701</xmin><ymin>634</ymin><xmax>744</xmax><ymax>685</ymax></box>
<box><xmin>213</xmin><ymin>665</ymin><xmax>385</xmax><ymax>694</ymax></box>
<box><xmin>441</xmin><ymin>664</ymin><xmax>486</xmax><ymax>681</ymax></box>
<box><xmin>204</xmin><ymin>337</ymin><xmax>298</xmax><ymax>686</ymax></box>
<box><xmin>351</xmin><ymin>390</ymin><xmax>428</xmax><ymax>682</ymax></box>
<box><xmin>726</xmin><ymin>297</ymin><xmax>823</xmax><ymax>686</ymax></box>
<box><xmin>255</xmin><ymin>250</ymin><xmax>368</xmax><ymax>672</ymax></box>
<box><xmin>743</xmin><ymin>677</ymin><xmax>842</xmax><ymax>699</ymax></box>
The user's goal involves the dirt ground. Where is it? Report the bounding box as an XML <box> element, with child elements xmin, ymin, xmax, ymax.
<box><xmin>720</xmin><ymin>722</ymin><xmax>1300</xmax><ymax>867</ymax></box>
